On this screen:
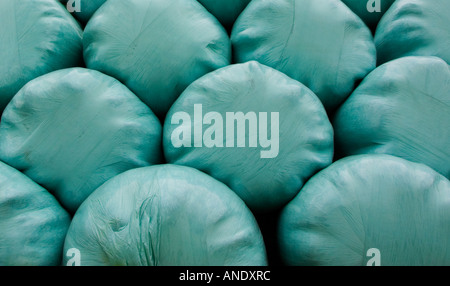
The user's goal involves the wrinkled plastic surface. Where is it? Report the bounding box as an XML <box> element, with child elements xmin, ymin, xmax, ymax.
<box><xmin>0</xmin><ymin>0</ymin><xmax>82</xmax><ymax>113</ymax></box>
<box><xmin>333</xmin><ymin>56</ymin><xmax>450</xmax><ymax>179</ymax></box>
<box><xmin>231</xmin><ymin>0</ymin><xmax>376</xmax><ymax>111</ymax></box>
<box><xmin>198</xmin><ymin>0</ymin><xmax>251</xmax><ymax>29</ymax></box>
<box><xmin>84</xmin><ymin>0</ymin><xmax>231</xmax><ymax>118</ymax></box>
<box><xmin>63</xmin><ymin>164</ymin><xmax>267</xmax><ymax>266</ymax></box>
<box><xmin>164</xmin><ymin>62</ymin><xmax>334</xmax><ymax>211</ymax></box>
<box><xmin>279</xmin><ymin>155</ymin><xmax>450</xmax><ymax>266</ymax></box>
<box><xmin>375</xmin><ymin>0</ymin><xmax>450</xmax><ymax>65</ymax></box>
<box><xmin>0</xmin><ymin>68</ymin><xmax>162</xmax><ymax>213</ymax></box>
<box><xmin>341</xmin><ymin>0</ymin><xmax>395</xmax><ymax>31</ymax></box>
<box><xmin>0</xmin><ymin>161</ymin><xmax>70</xmax><ymax>266</ymax></box>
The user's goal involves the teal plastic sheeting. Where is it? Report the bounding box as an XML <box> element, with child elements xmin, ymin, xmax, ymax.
<box><xmin>73</xmin><ymin>0</ymin><xmax>106</xmax><ymax>24</ymax></box>
<box><xmin>333</xmin><ymin>56</ymin><xmax>450</xmax><ymax>179</ymax></box>
<box><xmin>0</xmin><ymin>0</ymin><xmax>82</xmax><ymax>113</ymax></box>
<box><xmin>0</xmin><ymin>161</ymin><xmax>70</xmax><ymax>266</ymax></box>
<box><xmin>63</xmin><ymin>164</ymin><xmax>268</xmax><ymax>266</ymax></box>
<box><xmin>198</xmin><ymin>0</ymin><xmax>251</xmax><ymax>29</ymax></box>
<box><xmin>279</xmin><ymin>155</ymin><xmax>450</xmax><ymax>266</ymax></box>
<box><xmin>0</xmin><ymin>68</ymin><xmax>162</xmax><ymax>213</ymax></box>
<box><xmin>375</xmin><ymin>0</ymin><xmax>450</xmax><ymax>65</ymax></box>
<box><xmin>231</xmin><ymin>0</ymin><xmax>376</xmax><ymax>112</ymax></box>
<box><xmin>163</xmin><ymin>61</ymin><xmax>334</xmax><ymax>212</ymax></box>
<box><xmin>83</xmin><ymin>0</ymin><xmax>231</xmax><ymax>118</ymax></box>
<box><xmin>341</xmin><ymin>0</ymin><xmax>395</xmax><ymax>31</ymax></box>
<box><xmin>59</xmin><ymin>0</ymin><xmax>106</xmax><ymax>24</ymax></box>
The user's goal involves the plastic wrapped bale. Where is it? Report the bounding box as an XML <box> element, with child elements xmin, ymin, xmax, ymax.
<box><xmin>375</xmin><ymin>0</ymin><xmax>450</xmax><ymax>65</ymax></box>
<box><xmin>279</xmin><ymin>155</ymin><xmax>450</xmax><ymax>266</ymax></box>
<box><xmin>163</xmin><ymin>62</ymin><xmax>334</xmax><ymax>212</ymax></box>
<box><xmin>83</xmin><ymin>0</ymin><xmax>231</xmax><ymax>118</ymax></box>
<box><xmin>231</xmin><ymin>0</ymin><xmax>376</xmax><ymax>112</ymax></box>
<box><xmin>0</xmin><ymin>68</ymin><xmax>162</xmax><ymax>213</ymax></box>
<box><xmin>63</xmin><ymin>164</ymin><xmax>267</xmax><ymax>266</ymax></box>
<box><xmin>333</xmin><ymin>56</ymin><xmax>450</xmax><ymax>179</ymax></box>
<box><xmin>341</xmin><ymin>0</ymin><xmax>395</xmax><ymax>31</ymax></box>
<box><xmin>198</xmin><ymin>0</ymin><xmax>251</xmax><ymax>30</ymax></box>
<box><xmin>0</xmin><ymin>162</ymin><xmax>70</xmax><ymax>266</ymax></box>
<box><xmin>0</xmin><ymin>0</ymin><xmax>82</xmax><ymax>113</ymax></box>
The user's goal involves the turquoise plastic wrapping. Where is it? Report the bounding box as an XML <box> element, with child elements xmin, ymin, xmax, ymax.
<box><xmin>0</xmin><ymin>68</ymin><xmax>162</xmax><ymax>213</ymax></box>
<box><xmin>75</xmin><ymin>0</ymin><xmax>106</xmax><ymax>24</ymax></box>
<box><xmin>59</xmin><ymin>0</ymin><xmax>106</xmax><ymax>24</ymax></box>
<box><xmin>231</xmin><ymin>0</ymin><xmax>376</xmax><ymax>111</ymax></box>
<box><xmin>279</xmin><ymin>155</ymin><xmax>450</xmax><ymax>266</ymax></box>
<box><xmin>163</xmin><ymin>62</ymin><xmax>334</xmax><ymax>211</ymax></box>
<box><xmin>341</xmin><ymin>0</ymin><xmax>395</xmax><ymax>31</ymax></box>
<box><xmin>0</xmin><ymin>161</ymin><xmax>70</xmax><ymax>266</ymax></box>
<box><xmin>333</xmin><ymin>56</ymin><xmax>450</xmax><ymax>179</ymax></box>
<box><xmin>83</xmin><ymin>0</ymin><xmax>231</xmax><ymax>118</ymax></box>
<box><xmin>0</xmin><ymin>0</ymin><xmax>82</xmax><ymax>113</ymax></box>
<box><xmin>0</xmin><ymin>0</ymin><xmax>448</xmax><ymax>267</ymax></box>
<box><xmin>198</xmin><ymin>0</ymin><xmax>251</xmax><ymax>29</ymax></box>
<box><xmin>63</xmin><ymin>164</ymin><xmax>268</xmax><ymax>266</ymax></box>
<box><xmin>375</xmin><ymin>0</ymin><xmax>450</xmax><ymax>65</ymax></box>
